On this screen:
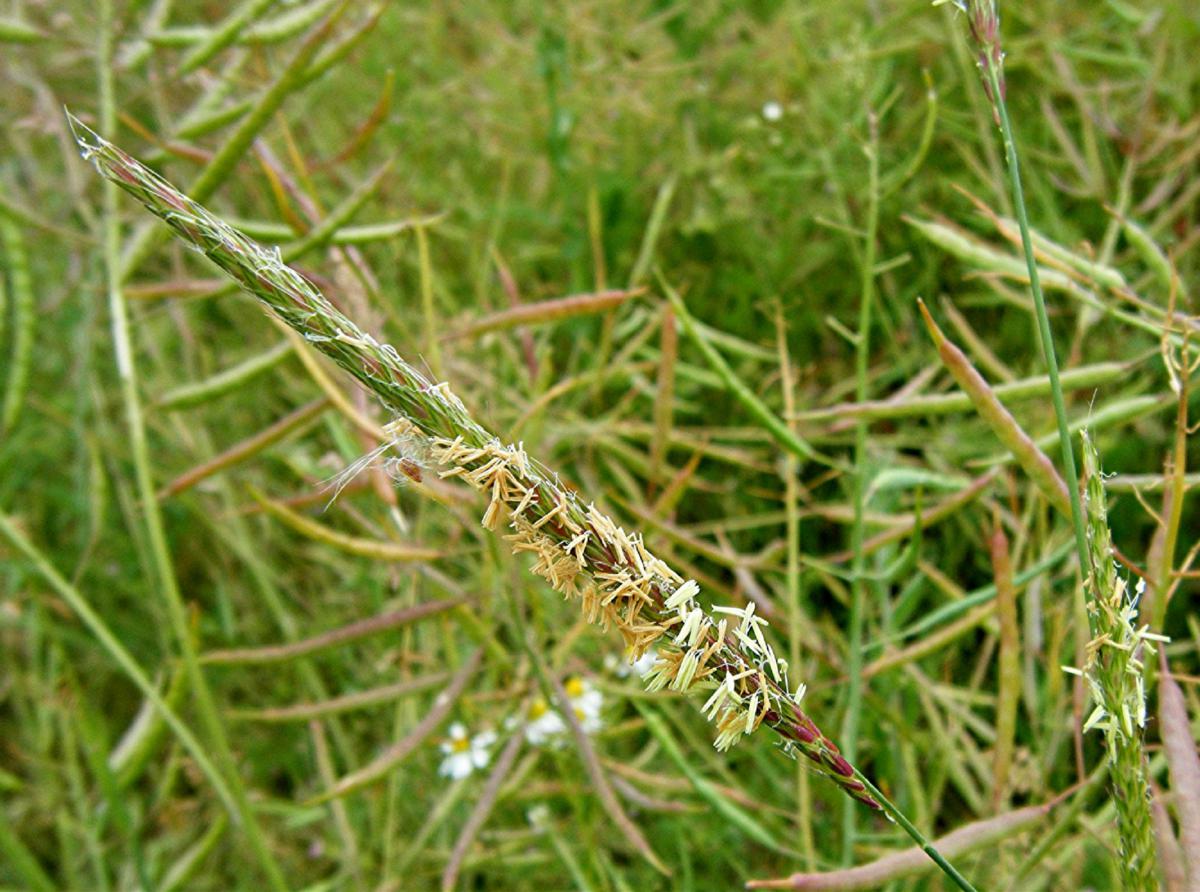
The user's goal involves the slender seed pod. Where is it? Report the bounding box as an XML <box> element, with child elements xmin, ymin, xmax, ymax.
<box><xmin>918</xmin><ymin>299</ymin><xmax>1072</xmax><ymax>517</ymax></box>
<box><xmin>158</xmin><ymin>340</ymin><xmax>294</xmax><ymax>410</ymax></box>
<box><xmin>1</xmin><ymin>215</ymin><xmax>34</xmax><ymax>434</ymax></box>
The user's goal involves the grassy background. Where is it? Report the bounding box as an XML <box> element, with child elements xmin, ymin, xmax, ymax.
<box><xmin>1</xmin><ymin>1</ymin><xmax>1198</xmax><ymax>889</ymax></box>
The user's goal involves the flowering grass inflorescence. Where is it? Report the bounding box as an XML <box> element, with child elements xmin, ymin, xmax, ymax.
<box><xmin>1063</xmin><ymin>432</ymin><xmax>1163</xmax><ymax>891</ymax></box>
<box><xmin>70</xmin><ymin>116</ymin><xmax>881</xmax><ymax>810</ymax></box>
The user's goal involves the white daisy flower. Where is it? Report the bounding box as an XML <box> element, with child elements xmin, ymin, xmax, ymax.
<box><xmin>762</xmin><ymin>100</ymin><xmax>783</xmax><ymax>122</ymax></box>
<box><xmin>524</xmin><ymin>697</ymin><xmax>567</xmax><ymax>745</ymax></box>
<box><xmin>522</xmin><ymin>676</ymin><xmax>605</xmax><ymax>746</ymax></box>
<box><xmin>438</xmin><ymin>722</ymin><xmax>496</xmax><ymax>779</ymax></box>
<box><xmin>631</xmin><ymin>649</ymin><xmax>659</xmax><ymax>679</ymax></box>
<box><xmin>566</xmin><ymin>676</ymin><xmax>604</xmax><ymax>734</ymax></box>
<box><xmin>608</xmin><ymin>648</ymin><xmax>660</xmax><ymax>679</ymax></box>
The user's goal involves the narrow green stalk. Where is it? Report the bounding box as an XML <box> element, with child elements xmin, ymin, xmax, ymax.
<box><xmin>852</xmin><ymin>770</ymin><xmax>978</xmax><ymax>892</ymax></box>
<box><xmin>160</xmin><ymin>815</ymin><xmax>229</xmax><ymax>892</ymax></box>
<box><xmin>628</xmin><ymin>176</ymin><xmax>676</xmax><ymax>288</ymax></box>
<box><xmin>95</xmin><ymin>5</ymin><xmax>288</xmax><ymax>889</ymax></box>
<box><xmin>157</xmin><ymin>339</ymin><xmax>294</xmax><ymax>410</ymax></box>
<box><xmin>775</xmin><ymin>302</ymin><xmax>815</xmax><ymax>870</ymax></box>
<box><xmin>797</xmin><ymin>361</ymin><xmax>1126</xmax><ymax>423</ymax></box>
<box><xmin>978</xmin><ymin>37</ymin><xmax>1090</xmax><ymax>609</ymax></box>
<box><xmin>841</xmin><ymin>118</ymin><xmax>880</xmax><ymax>866</ymax></box>
<box><xmin>0</xmin><ymin>807</ymin><xmax>58</xmax><ymax>892</ymax></box>
<box><xmin>178</xmin><ymin>0</ymin><xmax>277</xmax><ymax>74</ymax></box>
<box><xmin>991</xmin><ymin>518</ymin><xmax>1020</xmax><ymax>809</ymax></box>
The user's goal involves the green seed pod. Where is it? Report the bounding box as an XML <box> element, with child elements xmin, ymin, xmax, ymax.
<box><xmin>0</xmin><ymin>216</ymin><xmax>34</xmax><ymax>434</ymax></box>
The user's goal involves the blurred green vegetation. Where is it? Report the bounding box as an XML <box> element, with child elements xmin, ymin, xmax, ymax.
<box><xmin>1</xmin><ymin>1</ymin><xmax>1198</xmax><ymax>889</ymax></box>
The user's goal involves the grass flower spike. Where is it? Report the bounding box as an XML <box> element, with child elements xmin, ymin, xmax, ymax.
<box><xmin>68</xmin><ymin>115</ymin><xmax>884</xmax><ymax>811</ymax></box>
<box><xmin>936</xmin><ymin>0</ymin><xmax>1003</xmax><ymax>104</ymax></box>
<box><xmin>1063</xmin><ymin>432</ymin><xmax>1163</xmax><ymax>891</ymax></box>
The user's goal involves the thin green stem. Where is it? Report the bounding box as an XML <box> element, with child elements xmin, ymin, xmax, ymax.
<box><xmin>1152</xmin><ymin>385</ymin><xmax>1187</xmax><ymax>633</ymax></box>
<box><xmin>983</xmin><ymin>62</ymin><xmax>1091</xmax><ymax>613</ymax></box>
<box><xmin>95</xmin><ymin>4</ymin><xmax>288</xmax><ymax>889</ymax></box>
<box><xmin>853</xmin><ymin>770</ymin><xmax>978</xmax><ymax>892</ymax></box>
<box><xmin>972</xmin><ymin>16</ymin><xmax>1153</xmax><ymax>887</ymax></box>
<box><xmin>776</xmin><ymin>302</ymin><xmax>815</xmax><ymax>870</ymax></box>
<box><xmin>416</xmin><ymin>223</ymin><xmax>443</xmax><ymax>380</ymax></box>
<box><xmin>841</xmin><ymin>117</ymin><xmax>880</xmax><ymax>866</ymax></box>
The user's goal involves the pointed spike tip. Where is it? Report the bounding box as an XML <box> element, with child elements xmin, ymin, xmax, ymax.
<box><xmin>916</xmin><ymin>297</ymin><xmax>945</xmax><ymax>347</ymax></box>
<box><xmin>63</xmin><ymin>108</ymin><xmax>103</xmax><ymax>161</ymax></box>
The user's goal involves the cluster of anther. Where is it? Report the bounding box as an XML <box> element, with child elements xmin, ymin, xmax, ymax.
<box><xmin>427</xmin><ymin>430</ymin><xmax>881</xmax><ymax>808</ymax></box>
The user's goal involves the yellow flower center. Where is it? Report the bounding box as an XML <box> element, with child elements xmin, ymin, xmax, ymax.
<box><xmin>528</xmin><ymin>698</ymin><xmax>549</xmax><ymax>719</ymax></box>
<box><xmin>451</xmin><ymin>737</ymin><xmax>470</xmax><ymax>753</ymax></box>
<box><xmin>565</xmin><ymin>677</ymin><xmax>585</xmax><ymax>699</ymax></box>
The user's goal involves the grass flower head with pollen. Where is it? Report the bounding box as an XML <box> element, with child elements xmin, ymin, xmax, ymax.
<box><xmin>1060</xmin><ymin>432</ymin><xmax>1165</xmax><ymax>890</ymax></box>
<box><xmin>70</xmin><ymin>114</ymin><xmax>979</xmax><ymax>890</ymax></box>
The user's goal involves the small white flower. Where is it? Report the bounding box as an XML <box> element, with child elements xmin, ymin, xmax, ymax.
<box><xmin>674</xmin><ymin>606</ymin><xmax>705</xmax><ymax>647</ymax></box>
<box><xmin>438</xmin><ymin>722</ymin><xmax>496</xmax><ymax>779</ymax></box>
<box><xmin>762</xmin><ymin>101</ymin><xmax>784</xmax><ymax>122</ymax></box>
<box><xmin>567</xmin><ymin>676</ymin><xmax>604</xmax><ymax>733</ymax></box>
<box><xmin>524</xmin><ymin>698</ymin><xmax>567</xmax><ymax>745</ymax></box>
<box><xmin>702</xmin><ymin>673</ymin><xmax>738</xmax><ymax>720</ymax></box>
<box><xmin>526</xmin><ymin>804</ymin><xmax>551</xmax><ymax>828</ymax></box>
<box><xmin>609</xmin><ymin>648</ymin><xmax>660</xmax><ymax>679</ymax></box>
<box><xmin>522</xmin><ymin>676</ymin><xmax>604</xmax><ymax>746</ymax></box>
<box><xmin>631</xmin><ymin>649</ymin><xmax>659</xmax><ymax>678</ymax></box>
